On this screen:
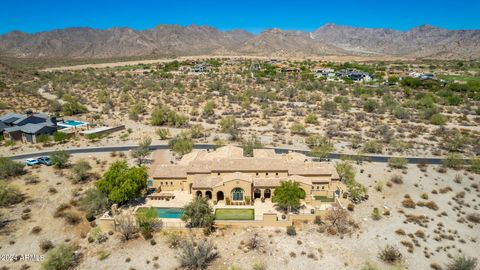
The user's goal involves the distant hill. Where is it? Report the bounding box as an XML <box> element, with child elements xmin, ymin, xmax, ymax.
<box><xmin>1</xmin><ymin>23</ymin><xmax>479</xmax><ymax>60</ymax></box>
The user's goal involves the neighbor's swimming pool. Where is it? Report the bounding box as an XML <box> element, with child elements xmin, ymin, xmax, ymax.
<box><xmin>138</xmin><ymin>207</ymin><xmax>185</xmax><ymax>219</ymax></box>
<box><xmin>64</xmin><ymin>120</ymin><xmax>87</xmax><ymax>126</ymax></box>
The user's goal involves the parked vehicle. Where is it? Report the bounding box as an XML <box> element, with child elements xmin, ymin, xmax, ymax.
<box><xmin>25</xmin><ymin>158</ymin><xmax>39</xmax><ymax>166</ymax></box>
<box><xmin>37</xmin><ymin>156</ymin><xmax>52</xmax><ymax>166</ymax></box>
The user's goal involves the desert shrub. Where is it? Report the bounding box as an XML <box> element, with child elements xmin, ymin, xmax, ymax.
<box><xmin>71</xmin><ymin>159</ymin><xmax>91</xmax><ymax>182</ymax></box>
<box><xmin>467</xmin><ymin>157</ymin><xmax>480</xmax><ymax>174</ymax></box>
<box><xmin>378</xmin><ymin>245</ymin><xmax>403</xmax><ymax>264</ymax></box>
<box><xmin>417</xmin><ymin>201</ymin><xmax>439</xmax><ymax>211</ymax></box>
<box><xmin>314</xmin><ymin>215</ymin><xmax>323</xmax><ymax>225</ymax></box>
<box><xmin>430</xmin><ymin>113</ymin><xmax>448</xmax><ymax>125</ymax></box>
<box><xmin>304</xmin><ymin>113</ymin><xmax>318</xmax><ymax>124</ymax></box>
<box><xmin>151</xmin><ymin>105</ymin><xmax>188</xmax><ymax>127</ymax></box>
<box><xmin>24</xmin><ymin>174</ymin><xmax>40</xmax><ymax>184</ymax></box>
<box><xmin>0</xmin><ymin>157</ymin><xmax>25</xmax><ymax>178</ymax></box>
<box><xmin>39</xmin><ymin>239</ymin><xmax>54</xmax><ymax>253</ymax></box>
<box><xmin>155</xmin><ymin>128</ymin><xmax>171</xmax><ymax>140</ymax></box>
<box><xmin>50</xmin><ymin>150</ymin><xmax>71</xmax><ymax>169</ymax></box>
<box><xmin>41</xmin><ymin>244</ymin><xmax>77</xmax><ymax>270</ymax></box>
<box><xmin>166</xmin><ymin>232</ymin><xmax>183</xmax><ymax>249</ymax></box>
<box><xmin>362</xmin><ymin>140</ymin><xmax>383</xmax><ymax>153</ymax></box>
<box><xmin>31</xmin><ymin>226</ymin><xmax>42</xmax><ymax>234</ymax></box>
<box><xmin>388</xmin><ymin>157</ymin><xmax>408</xmax><ymax>169</ymax></box>
<box><xmin>442</xmin><ymin>153</ymin><xmax>464</xmax><ymax>169</ymax></box>
<box><xmin>290</xmin><ymin>121</ymin><xmax>306</xmax><ymax>135</ymax></box>
<box><xmin>371</xmin><ymin>208</ymin><xmax>382</xmax><ymax>220</ymax></box>
<box><xmin>402</xmin><ymin>197</ymin><xmax>416</xmax><ymax>208</ymax></box>
<box><xmin>80</xmin><ymin>188</ymin><xmax>110</xmax><ymax>217</ymax></box>
<box><xmin>252</xmin><ymin>261</ymin><xmax>267</xmax><ymax>270</ymax></box>
<box><xmin>324</xmin><ymin>208</ymin><xmax>354</xmax><ymax>234</ymax></box>
<box><xmin>115</xmin><ymin>213</ymin><xmax>139</xmax><ymax>241</ymax></box>
<box><xmin>361</xmin><ymin>261</ymin><xmax>381</xmax><ymax>270</ymax></box>
<box><xmin>178</xmin><ymin>238</ymin><xmax>218</xmax><ymax>269</ymax></box>
<box><xmin>391</xmin><ymin>175</ymin><xmax>403</xmax><ymax>184</ymax></box>
<box><xmin>286</xmin><ymin>226</ymin><xmax>296</xmax><ymax>236</ymax></box>
<box><xmin>64</xmin><ymin>211</ymin><xmax>81</xmax><ymax>225</ymax></box>
<box><xmin>347</xmin><ymin>203</ymin><xmax>355</xmax><ymax>211</ymax></box>
<box><xmin>446</xmin><ymin>255</ymin><xmax>477</xmax><ymax>270</ymax></box>
<box><xmin>169</xmin><ymin>133</ymin><xmax>194</xmax><ymax>156</ymax></box>
<box><xmin>0</xmin><ymin>180</ymin><xmax>23</xmax><ymax>206</ymax></box>
<box><xmin>96</xmin><ymin>249</ymin><xmax>110</xmax><ymax>260</ymax></box>
<box><xmin>466</xmin><ymin>213</ymin><xmax>480</xmax><ymax>224</ymax></box>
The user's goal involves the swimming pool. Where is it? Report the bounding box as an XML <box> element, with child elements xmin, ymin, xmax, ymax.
<box><xmin>57</xmin><ymin>120</ymin><xmax>88</xmax><ymax>128</ymax></box>
<box><xmin>138</xmin><ymin>207</ymin><xmax>185</xmax><ymax>219</ymax></box>
<box><xmin>64</xmin><ymin>120</ymin><xmax>87</xmax><ymax>126</ymax></box>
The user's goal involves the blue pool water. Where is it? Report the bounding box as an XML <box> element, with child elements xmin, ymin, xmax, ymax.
<box><xmin>154</xmin><ymin>208</ymin><xmax>185</xmax><ymax>219</ymax></box>
<box><xmin>64</xmin><ymin>120</ymin><xmax>87</xmax><ymax>126</ymax></box>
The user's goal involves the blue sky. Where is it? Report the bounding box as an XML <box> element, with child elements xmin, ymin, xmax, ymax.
<box><xmin>1</xmin><ymin>0</ymin><xmax>479</xmax><ymax>35</ymax></box>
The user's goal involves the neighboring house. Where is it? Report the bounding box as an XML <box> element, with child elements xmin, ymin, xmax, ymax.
<box><xmin>314</xmin><ymin>68</ymin><xmax>335</xmax><ymax>78</ymax></box>
<box><xmin>248</xmin><ymin>62</ymin><xmax>261</xmax><ymax>72</ymax></box>
<box><xmin>148</xmin><ymin>145</ymin><xmax>344</xmax><ymax>204</ymax></box>
<box><xmin>409</xmin><ymin>72</ymin><xmax>435</xmax><ymax>80</ymax></box>
<box><xmin>191</xmin><ymin>63</ymin><xmax>208</xmax><ymax>73</ymax></box>
<box><xmin>0</xmin><ymin>110</ymin><xmax>58</xmax><ymax>143</ymax></box>
<box><xmin>337</xmin><ymin>69</ymin><xmax>373</xmax><ymax>82</ymax></box>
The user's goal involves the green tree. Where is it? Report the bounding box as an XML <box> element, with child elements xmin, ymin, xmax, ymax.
<box><xmin>272</xmin><ymin>181</ymin><xmax>305</xmax><ymax>213</ymax></box>
<box><xmin>136</xmin><ymin>207</ymin><xmax>158</xmax><ymax>237</ymax></box>
<box><xmin>41</xmin><ymin>244</ymin><xmax>76</xmax><ymax>270</ymax></box>
<box><xmin>305</xmin><ymin>135</ymin><xmax>333</xmax><ymax>159</ymax></box>
<box><xmin>169</xmin><ymin>133</ymin><xmax>194</xmax><ymax>156</ymax></box>
<box><xmin>36</xmin><ymin>134</ymin><xmax>52</xmax><ymax>144</ymax></box>
<box><xmin>181</xmin><ymin>197</ymin><xmax>215</xmax><ymax>228</ymax></box>
<box><xmin>62</xmin><ymin>96</ymin><xmax>87</xmax><ymax>116</ymax></box>
<box><xmin>242</xmin><ymin>136</ymin><xmax>263</xmax><ymax>157</ymax></box>
<box><xmin>0</xmin><ymin>157</ymin><xmax>25</xmax><ymax>178</ymax></box>
<box><xmin>220</xmin><ymin>116</ymin><xmax>239</xmax><ymax>140</ymax></box>
<box><xmin>151</xmin><ymin>105</ymin><xmax>188</xmax><ymax>127</ymax></box>
<box><xmin>53</xmin><ymin>131</ymin><xmax>69</xmax><ymax>143</ymax></box>
<box><xmin>130</xmin><ymin>136</ymin><xmax>152</xmax><ymax>165</ymax></box>
<box><xmin>96</xmin><ymin>160</ymin><xmax>147</xmax><ymax>204</ymax></box>
<box><xmin>50</xmin><ymin>150</ymin><xmax>71</xmax><ymax>169</ymax></box>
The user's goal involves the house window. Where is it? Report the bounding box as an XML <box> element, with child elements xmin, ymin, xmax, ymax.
<box><xmin>266</xmin><ymin>172</ymin><xmax>269</xmax><ymax>176</ymax></box>
<box><xmin>160</xmin><ymin>182</ymin><xmax>163</xmax><ymax>185</ymax></box>
<box><xmin>275</xmin><ymin>172</ymin><xmax>278</xmax><ymax>176</ymax></box>
<box><xmin>217</xmin><ymin>172</ymin><xmax>221</xmax><ymax>176</ymax></box>
<box><xmin>256</xmin><ymin>172</ymin><xmax>259</xmax><ymax>176</ymax></box>
<box><xmin>317</xmin><ymin>186</ymin><xmax>319</xmax><ymax>189</ymax></box>
<box><xmin>322</xmin><ymin>186</ymin><xmax>325</xmax><ymax>190</ymax></box>
<box><xmin>231</xmin><ymin>188</ymin><xmax>244</xmax><ymax>201</ymax></box>
<box><xmin>171</xmin><ymin>182</ymin><xmax>173</xmax><ymax>185</ymax></box>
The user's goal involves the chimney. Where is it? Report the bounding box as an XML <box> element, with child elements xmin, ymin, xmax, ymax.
<box><xmin>50</xmin><ymin>116</ymin><xmax>57</xmax><ymax>126</ymax></box>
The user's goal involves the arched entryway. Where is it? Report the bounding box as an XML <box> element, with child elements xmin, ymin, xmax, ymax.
<box><xmin>264</xmin><ymin>189</ymin><xmax>271</xmax><ymax>199</ymax></box>
<box><xmin>196</xmin><ymin>190</ymin><xmax>202</xmax><ymax>197</ymax></box>
<box><xmin>216</xmin><ymin>191</ymin><xmax>224</xmax><ymax>201</ymax></box>
<box><xmin>253</xmin><ymin>188</ymin><xmax>261</xmax><ymax>199</ymax></box>
<box><xmin>205</xmin><ymin>191</ymin><xmax>212</xmax><ymax>200</ymax></box>
<box><xmin>189</xmin><ymin>183</ymin><xmax>193</xmax><ymax>194</ymax></box>
<box><xmin>231</xmin><ymin>188</ymin><xmax>245</xmax><ymax>201</ymax></box>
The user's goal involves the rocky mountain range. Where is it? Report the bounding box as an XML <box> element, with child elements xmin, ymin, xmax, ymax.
<box><xmin>0</xmin><ymin>23</ymin><xmax>479</xmax><ymax>60</ymax></box>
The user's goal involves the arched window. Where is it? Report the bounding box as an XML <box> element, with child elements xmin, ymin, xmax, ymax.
<box><xmin>231</xmin><ymin>188</ymin><xmax>244</xmax><ymax>201</ymax></box>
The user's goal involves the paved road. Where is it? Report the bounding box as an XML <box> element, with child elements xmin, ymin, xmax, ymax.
<box><xmin>8</xmin><ymin>144</ymin><xmax>457</xmax><ymax>165</ymax></box>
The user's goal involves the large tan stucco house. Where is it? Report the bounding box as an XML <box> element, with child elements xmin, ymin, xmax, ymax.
<box><xmin>148</xmin><ymin>146</ymin><xmax>344</xmax><ymax>205</ymax></box>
